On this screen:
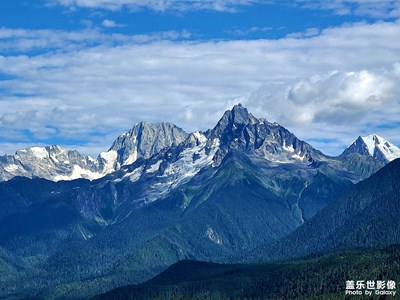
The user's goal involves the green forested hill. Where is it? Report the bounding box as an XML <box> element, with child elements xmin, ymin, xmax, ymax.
<box><xmin>94</xmin><ymin>245</ymin><xmax>400</xmax><ymax>300</ymax></box>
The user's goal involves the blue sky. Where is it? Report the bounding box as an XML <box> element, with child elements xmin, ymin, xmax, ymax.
<box><xmin>1</xmin><ymin>0</ymin><xmax>400</xmax><ymax>156</ymax></box>
<box><xmin>0</xmin><ymin>1</ymin><xmax>371</xmax><ymax>40</ymax></box>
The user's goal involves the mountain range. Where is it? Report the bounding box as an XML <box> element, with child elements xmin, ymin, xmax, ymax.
<box><xmin>0</xmin><ymin>122</ymin><xmax>187</xmax><ymax>182</ymax></box>
<box><xmin>0</xmin><ymin>104</ymin><xmax>399</xmax><ymax>299</ymax></box>
<box><xmin>1</xmin><ymin>104</ymin><xmax>398</xmax><ymax>183</ymax></box>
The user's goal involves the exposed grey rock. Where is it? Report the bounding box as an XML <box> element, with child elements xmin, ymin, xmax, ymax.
<box><xmin>341</xmin><ymin>136</ymin><xmax>371</xmax><ymax>157</ymax></box>
<box><xmin>101</xmin><ymin>122</ymin><xmax>188</xmax><ymax>170</ymax></box>
<box><xmin>0</xmin><ymin>123</ymin><xmax>188</xmax><ymax>182</ymax></box>
<box><xmin>207</xmin><ymin>104</ymin><xmax>322</xmax><ymax>165</ymax></box>
<box><xmin>0</xmin><ymin>105</ymin><xmax>395</xmax><ymax>185</ymax></box>
<box><xmin>0</xmin><ymin>146</ymin><xmax>99</xmax><ymax>182</ymax></box>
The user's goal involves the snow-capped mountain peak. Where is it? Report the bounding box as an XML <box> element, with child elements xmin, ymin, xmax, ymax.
<box><xmin>362</xmin><ymin>134</ymin><xmax>400</xmax><ymax>162</ymax></box>
<box><xmin>342</xmin><ymin>134</ymin><xmax>400</xmax><ymax>163</ymax></box>
<box><xmin>98</xmin><ymin>122</ymin><xmax>188</xmax><ymax>171</ymax></box>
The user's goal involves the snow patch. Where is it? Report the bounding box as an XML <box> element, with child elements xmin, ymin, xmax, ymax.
<box><xmin>193</xmin><ymin>131</ymin><xmax>207</xmax><ymax>143</ymax></box>
<box><xmin>122</xmin><ymin>166</ymin><xmax>144</xmax><ymax>183</ymax></box>
<box><xmin>123</xmin><ymin>135</ymin><xmax>138</xmax><ymax>165</ymax></box>
<box><xmin>282</xmin><ymin>140</ymin><xmax>295</xmax><ymax>153</ymax></box>
<box><xmin>162</xmin><ymin>137</ymin><xmax>219</xmax><ymax>189</ymax></box>
<box><xmin>30</xmin><ymin>147</ymin><xmax>48</xmax><ymax>159</ymax></box>
<box><xmin>146</xmin><ymin>160</ymin><xmax>162</xmax><ymax>173</ymax></box>
<box><xmin>5</xmin><ymin>164</ymin><xmax>19</xmax><ymax>173</ymax></box>
<box><xmin>54</xmin><ymin>165</ymin><xmax>104</xmax><ymax>181</ymax></box>
<box><xmin>100</xmin><ymin>150</ymin><xmax>118</xmax><ymax>172</ymax></box>
<box><xmin>361</xmin><ymin>135</ymin><xmax>377</xmax><ymax>156</ymax></box>
<box><xmin>206</xmin><ymin>226</ymin><xmax>223</xmax><ymax>245</ymax></box>
<box><xmin>131</xmin><ymin>135</ymin><xmax>219</xmax><ymax>206</ymax></box>
<box><xmin>124</xmin><ymin>150</ymin><xmax>138</xmax><ymax>166</ymax></box>
<box><xmin>292</xmin><ymin>153</ymin><xmax>305</xmax><ymax>161</ymax></box>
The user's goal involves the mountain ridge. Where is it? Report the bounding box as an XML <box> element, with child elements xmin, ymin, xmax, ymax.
<box><xmin>0</xmin><ymin>122</ymin><xmax>188</xmax><ymax>182</ymax></box>
<box><xmin>1</xmin><ymin>105</ymin><xmax>399</xmax><ymax>182</ymax></box>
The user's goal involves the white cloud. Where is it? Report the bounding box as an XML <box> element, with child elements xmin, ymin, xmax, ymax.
<box><xmin>244</xmin><ymin>66</ymin><xmax>400</xmax><ymax>154</ymax></box>
<box><xmin>101</xmin><ymin>19</ymin><xmax>123</xmax><ymax>28</ymax></box>
<box><xmin>0</xmin><ymin>28</ymin><xmax>103</xmax><ymax>52</ymax></box>
<box><xmin>48</xmin><ymin>0</ymin><xmax>258</xmax><ymax>12</ymax></box>
<box><xmin>286</xmin><ymin>28</ymin><xmax>320</xmax><ymax>38</ymax></box>
<box><xmin>47</xmin><ymin>0</ymin><xmax>400</xmax><ymax>18</ymax></box>
<box><xmin>226</xmin><ymin>26</ymin><xmax>272</xmax><ymax>36</ymax></box>
<box><xmin>295</xmin><ymin>0</ymin><xmax>400</xmax><ymax>19</ymax></box>
<box><xmin>0</xmin><ymin>28</ymin><xmax>191</xmax><ymax>52</ymax></box>
<box><xmin>1</xmin><ymin>21</ymin><xmax>400</xmax><ymax>156</ymax></box>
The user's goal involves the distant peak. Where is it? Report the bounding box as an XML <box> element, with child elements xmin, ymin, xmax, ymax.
<box><xmin>231</xmin><ymin>103</ymin><xmax>246</xmax><ymax>112</ymax></box>
<box><xmin>233</xmin><ymin>103</ymin><xmax>244</xmax><ymax>109</ymax></box>
<box><xmin>222</xmin><ymin>104</ymin><xmax>258</xmax><ymax>125</ymax></box>
<box><xmin>232</xmin><ymin>103</ymin><xmax>248</xmax><ymax>119</ymax></box>
<box><xmin>343</xmin><ymin>133</ymin><xmax>400</xmax><ymax>163</ymax></box>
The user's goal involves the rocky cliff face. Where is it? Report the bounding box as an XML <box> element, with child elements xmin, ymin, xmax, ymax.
<box><xmin>99</xmin><ymin>122</ymin><xmax>188</xmax><ymax>171</ymax></box>
<box><xmin>207</xmin><ymin>104</ymin><xmax>321</xmax><ymax>164</ymax></box>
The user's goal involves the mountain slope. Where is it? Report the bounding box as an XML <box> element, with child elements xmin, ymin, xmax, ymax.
<box><xmin>0</xmin><ymin>177</ymin><xmax>102</xmax><ymax>265</ymax></box>
<box><xmin>257</xmin><ymin>158</ymin><xmax>400</xmax><ymax>261</ymax></box>
<box><xmin>0</xmin><ymin>150</ymin><xmax>352</xmax><ymax>299</ymax></box>
<box><xmin>24</xmin><ymin>153</ymin><xmax>304</xmax><ymax>297</ymax></box>
<box><xmin>93</xmin><ymin>245</ymin><xmax>400</xmax><ymax>300</ymax></box>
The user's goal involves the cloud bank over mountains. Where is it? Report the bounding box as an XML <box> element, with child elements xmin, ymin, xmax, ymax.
<box><xmin>0</xmin><ymin>2</ymin><xmax>399</xmax><ymax>156</ymax></box>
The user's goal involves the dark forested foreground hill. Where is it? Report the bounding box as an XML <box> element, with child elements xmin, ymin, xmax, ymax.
<box><xmin>256</xmin><ymin>158</ymin><xmax>400</xmax><ymax>262</ymax></box>
<box><xmin>93</xmin><ymin>245</ymin><xmax>400</xmax><ymax>300</ymax></box>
